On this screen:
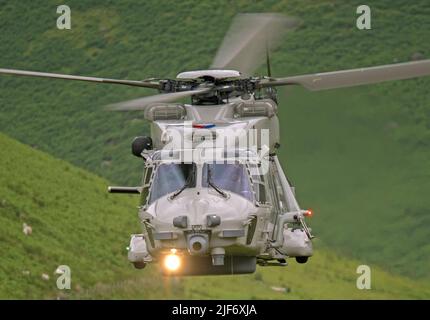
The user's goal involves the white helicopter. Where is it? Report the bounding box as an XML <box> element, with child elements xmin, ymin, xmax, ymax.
<box><xmin>1</xmin><ymin>14</ymin><xmax>429</xmax><ymax>275</ymax></box>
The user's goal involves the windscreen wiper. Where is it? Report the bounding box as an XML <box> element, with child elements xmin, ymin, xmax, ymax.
<box><xmin>170</xmin><ymin>166</ymin><xmax>195</xmax><ymax>200</ymax></box>
<box><xmin>207</xmin><ymin>165</ymin><xmax>228</xmax><ymax>198</ymax></box>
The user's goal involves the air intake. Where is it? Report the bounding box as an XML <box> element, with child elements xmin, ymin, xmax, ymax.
<box><xmin>234</xmin><ymin>99</ymin><xmax>277</xmax><ymax>118</ymax></box>
<box><xmin>144</xmin><ymin>103</ymin><xmax>186</xmax><ymax>121</ymax></box>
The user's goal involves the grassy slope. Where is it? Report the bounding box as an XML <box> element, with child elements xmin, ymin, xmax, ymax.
<box><xmin>0</xmin><ymin>0</ymin><xmax>429</xmax><ymax>280</ymax></box>
<box><xmin>0</xmin><ymin>132</ymin><xmax>143</xmax><ymax>298</ymax></box>
<box><xmin>0</xmin><ymin>132</ymin><xmax>429</xmax><ymax>299</ymax></box>
<box><xmin>75</xmin><ymin>248</ymin><xmax>430</xmax><ymax>300</ymax></box>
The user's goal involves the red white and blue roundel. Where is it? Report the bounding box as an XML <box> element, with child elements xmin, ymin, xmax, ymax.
<box><xmin>192</xmin><ymin>123</ymin><xmax>216</xmax><ymax>129</ymax></box>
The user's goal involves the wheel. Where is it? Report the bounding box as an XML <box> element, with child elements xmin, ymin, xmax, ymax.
<box><xmin>133</xmin><ymin>261</ymin><xmax>146</xmax><ymax>269</ymax></box>
<box><xmin>295</xmin><ymin>256</ymin><xmax>308</xmax><ymax>264</ymax></box>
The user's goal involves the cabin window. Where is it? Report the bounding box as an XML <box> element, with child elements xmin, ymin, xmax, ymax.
<box><xmin>202</xmin><ymin>162</ymin><xmax>253</xmax><ymax>201</ymax></box>
<box><xmin>149</xmin><ymin>163</ymin><xmax>196</xmax><ymax>204</ymax></box>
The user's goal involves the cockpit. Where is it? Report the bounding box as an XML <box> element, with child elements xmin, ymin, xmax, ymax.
<box><xmin>148</xmin><ymin>162</ymin><xmax>253</xmax><ymax>204</ymax></box>
<box><xmin>139</xmin><ymin>148</ymin><xmax>267</xmax><ymax>208</ymax></box>
<box><xmin>148</xmin><ymin>163</ymin><xmax>196</xmax><ymax>204</ymax></box>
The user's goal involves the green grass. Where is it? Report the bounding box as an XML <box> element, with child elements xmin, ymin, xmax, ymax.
<box><xmin>0</xmin><ymin>0</ymin><xmax>429</xmax><ymax>291</ymax></box>
<box><xmin>0</xmin><ymin>132</ymin><xmax>429</xmax><ymax>299</ymax></box>
<box><xmin>71</xmin><ymin>249</ymin><xmax>430</xmax><ymax>299</ymax></box>
<box><xmin>71</xmin><ymin>244</ymin><xmax>430</xmax><ymax>300</ymax></box>
<box><xmin>0</xmin><ymin>132</ymin><xmax>142</xmax><ymax>298</ymax></box>
<box><xmin>179</xmin><ymin>249</ymin><xmax>430</xmax><ymax>300</ymax></box>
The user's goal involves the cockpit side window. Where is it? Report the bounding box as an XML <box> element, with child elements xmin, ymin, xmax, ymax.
<box><xmin>248</xmin><ymin>164</ymin><xmax>268</xmax><ymax>204</ymax></box>
<box><xmin>202</xmin><ymin>162</ymin><xmax>253</xmax><ymax>201</ymax></box>
<box><xmin>140</xmin><ymin>166</ymin><xmax>153</xmax><ymax>206</ymax></box>
<box><xmin>148</xmin><ymin>163</ymin><xmax>196</xmax><ymax>204</ymax></box>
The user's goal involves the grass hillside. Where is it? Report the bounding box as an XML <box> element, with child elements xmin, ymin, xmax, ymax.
<box><xmin>73</xmin><ymin>249</ymin><xmax>430</xmax><ymax>300</ymax></box>
<box><xmin>0</xmin><ymin>0</ymin><xmax>429</xmax><ymax>282</ymax></box>
<box><xmin>0</xmin><ymin>132</ymin><xmax>429</xmax><ymax>299</ymax></box>
<box><xmin>0</xmin><ymin>132</ymin><xmax>142</xmax><ymax>298</ymax></box>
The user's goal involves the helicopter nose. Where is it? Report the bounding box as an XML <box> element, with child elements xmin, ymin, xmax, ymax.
<box><xmin>187</xmin><ymin>234</ymin><xmax>208</xmax><ymax>255</ymax></box>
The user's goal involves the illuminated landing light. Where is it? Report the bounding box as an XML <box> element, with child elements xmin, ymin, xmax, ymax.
<box><xmin>164</xmin><ymin>252</ymin><xmax>181</xmax><ymax>272</ymax></box>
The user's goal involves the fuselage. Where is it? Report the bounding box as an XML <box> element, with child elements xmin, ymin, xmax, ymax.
<box><xmin>125</xmin><ymin>94</ymin><xmax>313</xmax><ymax>275</ymax></box>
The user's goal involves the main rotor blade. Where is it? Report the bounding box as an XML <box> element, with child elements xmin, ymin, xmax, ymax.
<box><xmin>260</xmin><ymin>59</ymin><xmax>430</xmax><ymax>90</ymax></box>
<box><xmin>211</xmin><ymin>13</ymin><xmax>299</xmax><ymax>76</ymax></box>
<box><xmin>0</xmin><ymin>68</ymin><xmax>160</xmax><ymax>89</ymax></box>
<box><xmin>106</xmin><ymin>87</ymin><xmax>212</xmax><ymax>111</ymax></box>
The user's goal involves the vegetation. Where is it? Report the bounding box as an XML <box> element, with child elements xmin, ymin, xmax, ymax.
<box><xmin>0</xmin><ymin>0</ymin><xmax>429</xmax><ymax>295</ymax></box>
<box><xmin>0</xmin><ymin>132</ymin><xmax>141</xmax><ymax>298</ymax></box>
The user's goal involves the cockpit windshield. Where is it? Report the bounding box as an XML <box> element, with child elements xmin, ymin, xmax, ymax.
<box><xmin>149</xmin><ymin>163</ymin><xmax>196</xmax><ymax>204</ymax></box>
<box><xmin>202</xmin><ymin>162</ymin><xmax>253</xmax><ymax>201</ymax></box>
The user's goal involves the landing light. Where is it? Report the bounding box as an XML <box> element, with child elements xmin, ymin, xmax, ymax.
<box><xmin>164</xmin><ymin>252</ymin><xmax>181</xmax><ymax>271</ymax></box>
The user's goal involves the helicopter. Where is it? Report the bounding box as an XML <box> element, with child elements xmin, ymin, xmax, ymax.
<box><xmin>1</xmin><ymin>13</ymin><xmax>430</xmax><ymax>276</ymax></box>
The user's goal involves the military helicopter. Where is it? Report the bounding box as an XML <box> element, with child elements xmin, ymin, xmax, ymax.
<box><xmin>1</xmin><ymin>14</ymin><xmax>430</xmax><ymax>276</ymax></box>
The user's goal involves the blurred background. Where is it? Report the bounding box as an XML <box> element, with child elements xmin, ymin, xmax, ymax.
<box><xmin>0</xmin><ymin>0</ymin><xmax>429</xmax><ymax>299</ymax></box>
